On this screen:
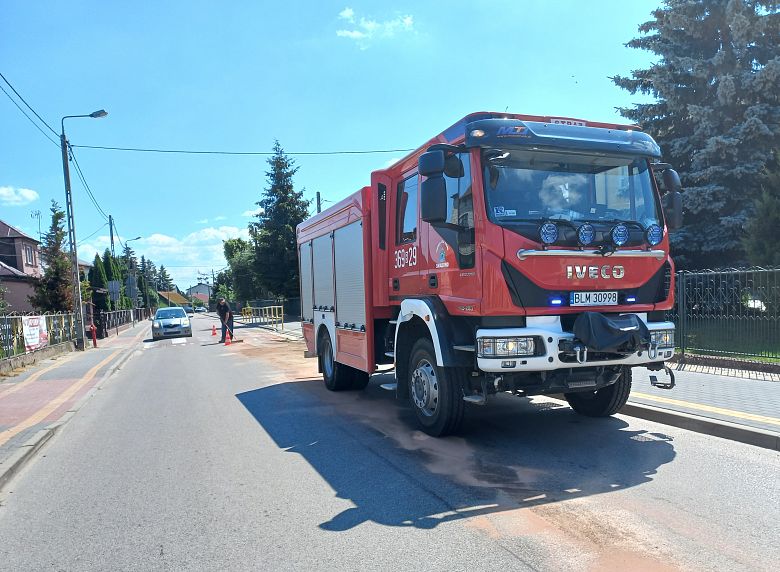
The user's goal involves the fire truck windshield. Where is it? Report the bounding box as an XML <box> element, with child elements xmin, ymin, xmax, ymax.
<box><xmin>482</xmin><ymin>150</ymin><xmax>662</xmax><ymax>235</ymax></box>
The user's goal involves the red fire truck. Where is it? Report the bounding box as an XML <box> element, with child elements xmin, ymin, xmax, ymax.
<box><xmin>297</xmin><ymin>112</ymin><xmax>683</xmax><ymax>436</ymax></box>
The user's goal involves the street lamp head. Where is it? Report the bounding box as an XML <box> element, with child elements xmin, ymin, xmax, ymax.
<box><xmin>89</xmin><ymin>109</ymin><xmax>108</xmax><ymax>119</ymax></box>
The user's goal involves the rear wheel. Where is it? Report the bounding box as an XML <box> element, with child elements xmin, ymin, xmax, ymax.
<box><xmin>407</xmin><ymin>338</ymin><xmax>465</xmax><ymax>437</ymax></box>
<box><xmin>319</xmin><ymin>331</ymin><xmax>355</xmax><ymax>391</ymax></box>
<box><xmin>564</xmin><ymin>367</ymin><xmax>632</xmax><ymax>417</ymax></box>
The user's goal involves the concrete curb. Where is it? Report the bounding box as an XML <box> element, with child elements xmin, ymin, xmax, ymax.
<box><xmin>0</xmin><ymin>338</ymin><xmax>141</xmax><ymax>493</ymax></box>
<box><xmin>0</xmin><ymin>341</ymin><xmax>76</xmax><ymax>376</ymax></box>
<box><xmin>619</xmin><ymin>401</ymin><xmax>780</xmax><ymax>451</ymax></box>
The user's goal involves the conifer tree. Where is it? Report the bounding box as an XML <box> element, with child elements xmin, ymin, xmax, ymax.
<box><xmin>29</xmin><ymin>200</ymin><xmax>73</xmax><ymax>311</ymax></box>
<box><xmin>250</xmin><ymin>140</ymin><xmax>311</xmax><ymax>297</ymax></box>
<box><xmin>744</xmin><ymin>158</ymin><xmax>780</xmax><ymax>266</ymax></box>
<box><xmin>88</xmin><ymin>253</ymin><xmax>111</xmax><ymax>311</ymax></box>
<box><xmin>158</xmin><ymin>265</ymin><xmax>173</xmax><ymax>290</ymax></box>
<box><xmin>613</xmin><ymin>0</ymin><xmax>780</xmax><ymax>268</ymax></box>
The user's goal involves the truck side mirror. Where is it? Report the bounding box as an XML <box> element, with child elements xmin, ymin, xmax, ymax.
<box><xmin>662</xmin><ymin>169</ymin><xmax>681</xmax><ymax>194</ymax></box>
<box><xmin>663</xmin><ymin>191</ymin><xmax>683</xmax><ymax>230</ymax></box>
<box><xmin>419</xmin><ymin>150</ymin><xmax>446</xmax><ymax>177</ymax></box>
<box><xmin>660</xmin><ymin>169</ymin><xmax>683</xmax><ymax>230</ymax></box>
<box><xmin>421</xmin><ymin>177</ymin><xmax>447</xmax><ymax>224</ymax></box>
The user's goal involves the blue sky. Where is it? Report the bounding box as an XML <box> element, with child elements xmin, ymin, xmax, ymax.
<box><xmin>1</xmin><ymin>0</ymin><xmax>657</xmax><ymax>288</ymax></box>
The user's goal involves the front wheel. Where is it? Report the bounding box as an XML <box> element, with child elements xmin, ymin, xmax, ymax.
<box><xmin>564</xmin><ymin>367</ymin><xmax>632</xmax><ymax>417</ymax></box>
<box><xmin>407</xmin><ymin>338</ymin><xmax>465</xmax><ymax>437</ymax></box>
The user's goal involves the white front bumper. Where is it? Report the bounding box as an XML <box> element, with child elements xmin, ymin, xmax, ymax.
<box><xmin>476</xmin><ymin>315</ymin><xmax>675</xmax><ymax>373</ymax></box>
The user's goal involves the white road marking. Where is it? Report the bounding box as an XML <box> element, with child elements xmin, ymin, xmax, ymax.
<box><xmin>171</xmin><ymin>338</ymin><xmax>187</xmax><ymax>345</ymax></box>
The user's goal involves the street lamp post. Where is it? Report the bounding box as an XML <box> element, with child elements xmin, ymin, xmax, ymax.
<box><xmin>61</xmin><ymin>109</ymin><xmax>107</xmax><ymax>350</ymax></box>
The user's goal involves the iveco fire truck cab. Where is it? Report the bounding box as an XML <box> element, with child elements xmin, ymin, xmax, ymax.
<box><xmin>297</xmin><ymin>112</ymin><xmax>683</xmax><ymax>436</ymax></box>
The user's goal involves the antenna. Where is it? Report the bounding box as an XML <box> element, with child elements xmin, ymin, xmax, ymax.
<box><xmin>30</xmin><ymin>209</ymin><xmax>42</xmax><ymax>241</ymax></box>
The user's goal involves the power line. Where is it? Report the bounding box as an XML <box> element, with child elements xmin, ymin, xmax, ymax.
<box><xmin>77</xmin><ymin>222</ymin><xmax>109</xmax><ymax>246</ymax></box>
<box><xmin>70</xmin><ymin>144</ymin><xmax>415</xmax><ymax>156</ymax></box>
<box><xmin>0</xmin><ymin>72</ymin><xmax>59</xmax><ymax>136</ymax></box>
<box><xmin>68</xmin><ymin>146</ymin><xmax>110</xmax><ymax>221</ymax></box>
<box><xmin>0</xmin><ymin>83</ymin><xmax>59</xmax><ymax>147</ymax></box>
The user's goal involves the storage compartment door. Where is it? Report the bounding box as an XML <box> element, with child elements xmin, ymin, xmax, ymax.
<box><xmin>334</xmin><ymin>221</ymin><xmax>368</xmax><ymax>370</ymax></box>
<box><xmin>299</xmin><ymin>241</ymin><xmax>313</xmax><ymax>321</ymax></box>
<box><xmin>312</xmin><ymin>234</ymin><xmax>334</xmax><ymax>310</ymax></box>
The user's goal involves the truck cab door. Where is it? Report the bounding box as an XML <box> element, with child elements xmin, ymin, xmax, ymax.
<box><xmin>389</xmin><ymin>171</ymin><xmax>422</xmax><ymax>297</ymax></box>
<box><xmin>421</xmin><ymin>151</ymin><xmax>481</xmax><ymax>310</ymax></box>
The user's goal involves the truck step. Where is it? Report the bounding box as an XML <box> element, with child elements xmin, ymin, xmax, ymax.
<box><xmin>463</xmin><ymin>394</ymin><xmax>487</xmax><ymax>405</ymax></box>
<box><xmin>453</xmin><ymin>345</ymin><xmax>475</xmax><ymax>352</ymax></box>
<box><xmin>384</xmin><ymin>351</ymin><xmax>395</xmax><ymax>358</ymax></box>
<box><xmin>380</xmin><ymin>383</ymin><xmax>398</xmax><ymax>391</ymax></box>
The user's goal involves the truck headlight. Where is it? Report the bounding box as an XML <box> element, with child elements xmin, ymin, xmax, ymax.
<box><xmin>651</xmin><ymin>330</ymin><xmax>674</xmax><ymax>348</ymax></box>
<box><xmin>478</xmin><ymin>337</ymin><xmax>536</xmax><ymax>357</ymax></box>
<box><xmin>153</xmin><ymin>321</ymin><xmax>161</xmax><ymax>328</ymax></box>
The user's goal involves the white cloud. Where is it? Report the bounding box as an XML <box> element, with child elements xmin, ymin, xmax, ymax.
<box><xmin>337</xmin><ymin>29</ymin><xmax>367</xmax><ymax>40</ymax></box>
<box><xmin>242</xmin><ymin>208</ymin><xmax>264</xmax><ymax>217</ymax></box>
<box><xmin>336</xmin><ymin>9</ymin><xmax>414</xmax><ymax>48</ymax></box>
<box><xmin>78</xmin><ymin>226</ymin><xmax>250</xmax><ymax>289</ymax></box>
<box><xmin>196</xmin><ymin>218</ymin><xmax>209</xmax><ymax>224</ymax></box>
<box><xmin>214</xmin><ymin>215</ymin><xmax>227</xmax><ymax>221</ymax></box>
<box><xmin>0</xmin><ymin>186</ymin><xmax>39</xmax><ymax>206</ymax></box>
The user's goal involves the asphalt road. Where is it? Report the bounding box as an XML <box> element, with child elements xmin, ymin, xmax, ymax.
<box><xmin>0</xmin><ymin>315</ymin><xmax>778</xmax><ymax>571</ymax></box>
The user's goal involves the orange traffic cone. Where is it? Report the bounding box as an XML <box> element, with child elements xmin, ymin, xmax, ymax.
<box><xmin>212</xmin><ymin>324</ymin><xmax>217</xmax><ymax>336</ymax></box>
<box><xmin>225</xmin><ymin>331</ymin><xmax>232</xmax><ymax>346</ymax></box>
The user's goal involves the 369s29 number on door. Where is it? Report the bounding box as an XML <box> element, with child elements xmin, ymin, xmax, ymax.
<box><xmin>394</xmin><ymin>246</ymin><xmax>417</xmax><ymax>269</ymax></box>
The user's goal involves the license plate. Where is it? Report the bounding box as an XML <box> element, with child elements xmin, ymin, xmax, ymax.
<box><xmin>570</xmin><ymin>291</ymin><xmax>618</xmax><ymax>306</ymax></box>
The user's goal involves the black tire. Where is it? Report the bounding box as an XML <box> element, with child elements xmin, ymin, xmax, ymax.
<box><xmin>319</xmin><ymin>331</ymin><xmax>354</xmax><ymax>391</ymax></box>
<box><xmin>407</xmin><ymin>338</ymin><xmax>465</xmax><ymax>437</ymax></box>
<box><xmin>564</xmin><ymin>367</ymin><xmax>632</xmax><ymax>417</ymax></box>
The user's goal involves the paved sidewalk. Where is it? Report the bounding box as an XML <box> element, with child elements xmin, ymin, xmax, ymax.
<box><xmin>0</xmin><ymin>322</ymin><xmax>149</xmax><ymax>480</ymax></box>
<box><xmin>631</xmin><ymin>368</ymin><xmax>780</xmax><ymax>434</ymax></box>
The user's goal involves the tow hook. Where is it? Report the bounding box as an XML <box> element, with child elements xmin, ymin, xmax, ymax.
<box><xmin>574</xmin><ymin>344</ymin><xmax>588</xmax><ymax>364</ymax></box>
<box><xmin>650</xmin><ymin>365</ymin><xmax>676</xmax><ymax>390</ymax></box>
<box><xmin>648</xmin><ymin>343</ymin><xmax>659</xmax><ymax>360</ymax></box>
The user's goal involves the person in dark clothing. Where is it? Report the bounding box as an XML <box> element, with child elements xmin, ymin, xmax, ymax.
<box><xmin>216</xmin><ymin>298</ymin><xmax>234</xmax><ymax>342</ymax></box>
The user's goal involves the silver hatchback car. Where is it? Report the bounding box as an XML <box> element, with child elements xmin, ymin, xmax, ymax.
<box><xmin>152</xmin><ymin>307</ymin><xmax>192</xmax><ymax>340</ymax></box>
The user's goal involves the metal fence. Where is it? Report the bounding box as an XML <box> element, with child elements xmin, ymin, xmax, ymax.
<box><xmin>0</xmin><ymin>313</ymin><xmax>76</xmax><ymax>359</ymax></box>
<box><xmin>672</xmin><ymin>267</ymin><xmax>779</xmax><ymax>364</ymax></box>
<box><xmin>91</xmin><ymin>308</ymin><xmax>150</xmax><ymax>339</ymax></box>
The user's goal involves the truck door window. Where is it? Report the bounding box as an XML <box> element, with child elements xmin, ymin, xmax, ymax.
<box><xmin>444</xmin><ymin>153</ymin><xmax>475</xmax><ymax>268</ymax></box>
<box><xmin>396</xmin><ymin>174</ymin><xmax>418</xmax><ymax>244</ymax></box>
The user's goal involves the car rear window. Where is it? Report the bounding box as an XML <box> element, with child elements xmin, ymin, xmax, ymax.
<box><xmin>156</xmin><ymin>309</ymin><xmax>186</xmax><ymax>319</ymax></box>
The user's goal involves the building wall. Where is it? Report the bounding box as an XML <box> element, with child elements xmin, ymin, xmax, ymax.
<box><xmin>15</xmin><ymin>239</ymin><xmax>41</xmax><ymax>277</ymax></box>
<box><xmin>2</xmin><ymin>279</ymin><xmax>35</xmax><ymax>313</ymax></box>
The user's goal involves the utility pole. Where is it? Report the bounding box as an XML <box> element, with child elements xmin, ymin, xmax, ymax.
<box><xmin>60</xmin><ymin>131</ymin><xmax>85</xmax><ymax>350</ymax></box>
<box><xmin>60</xmin><ymin>109</ymin><xmax>108</xmax><ymax>351</ymax></box>
<box><xmin>109</xmin><ymin>215</ymin><xmax>115</xmax><ymax>257</ymax></box>
<box><xmin>316</xmin><ymin>191</ymin><xmax>322</xmax><ymax>214</ymax></box>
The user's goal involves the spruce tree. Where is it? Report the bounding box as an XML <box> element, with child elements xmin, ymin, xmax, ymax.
<box><xmin>613</xmin><ymin>0</ymin><xmax>780</xmax><ymax>268</ymax></box>
<box><xmin>29</xmin><ymin>200</ymin><xmax>73</xmax><ymax>311</ymax></box>
<box><xmin>250</xmin><ymin>140</ymin><xmax>311</xmax><ymax>297</ymax></box>
<box><xmin>158</xmin><ymin>265</ymin><xmax>173</xmax><ymax>290</ymax></box>
<box><xmin>744</xmin><ymin>158</ymin><xmax>780</xmax><ymax>266</ymax></box>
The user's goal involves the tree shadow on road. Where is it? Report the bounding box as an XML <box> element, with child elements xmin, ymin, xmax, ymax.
<box><xmin>236</xmin><ymin>375</ymin><xmax>676</xmax><ymax>532</ymax></box>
